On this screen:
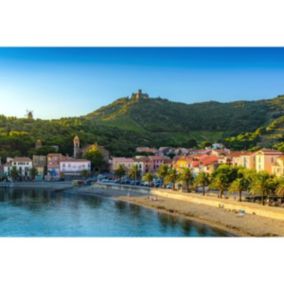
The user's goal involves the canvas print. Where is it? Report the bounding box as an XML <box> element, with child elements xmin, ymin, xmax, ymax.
<box><xmin>1</xmin><ymin>47</ymin><xmax>284</xmax><ymax>237</ymax></box>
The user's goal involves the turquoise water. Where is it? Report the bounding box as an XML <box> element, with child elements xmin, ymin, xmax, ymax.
<box><xmin>0</xmin><ymin>188</ymin><xmax>232</xmax><ymax>237</ymax></box>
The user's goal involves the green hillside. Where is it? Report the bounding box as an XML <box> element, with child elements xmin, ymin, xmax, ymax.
<box><xmin>87</xmin><ymin>94</ymin><xmax>271</xmax><ymax>134</ymax></box>
<box><xmin>1</xmin><ymin>92</ymin><xmax>284</xmax><ymax>159</ymax></box>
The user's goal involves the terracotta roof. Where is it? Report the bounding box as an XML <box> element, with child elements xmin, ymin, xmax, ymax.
<box><xmin>112</xmin><ymin>157</ymin><xmax>135</xmax><ymax>163</ymax></box>
<box><xmin>60</xmin><ymin>159</ymin><xmax>90</xmax><ymax>163</ymax></box>
<box><xmin>201</xmin><ymin>155</ymin><xmax>219</xmax><ymax>166</ymax></box>
<box><xmin>13</xmin><ymin>157</ymin><xmax>32</xmax><ymax>162</ymax></box>
<box><xmin>148</xmin><ymin>155</ymin><xmax>171</xmax><ymax>161</ymax></box>
<box><xmin>258</xmin><ymin>148</ymin><xmax>283</xmax><ymax>155</ymax></box>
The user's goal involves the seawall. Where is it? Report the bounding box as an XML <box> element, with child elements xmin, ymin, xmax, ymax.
<box><xmin>151</xmin><ymin>189</ymin><xmax>284</xmax><ymax>221</ymax></box>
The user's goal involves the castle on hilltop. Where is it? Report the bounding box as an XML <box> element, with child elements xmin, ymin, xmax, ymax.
<box><xmin>131</xmin><ymin>89</ymin><xmax>149</xmax><ymax>100</ymax></box>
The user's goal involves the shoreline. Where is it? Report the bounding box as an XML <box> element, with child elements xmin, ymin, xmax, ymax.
<box><xmin>0</xmin><ymin>181</ymin><xmax>73</xmax><ymax>191</ymax></box>
<box><xmin>118</xmin><ymin>196</ymin><xmax>243</xmax><ymax>236</ymax></box>
<box><xmin>2</xmin><ymin>181</ymin><xmax>284</xmax><ymax>236</ymax></box>
<box><xmin>75</xmin><ymin>184</ymin><xmax>284</xmax><ymax>236</ymax></box>
<box><xmin>67</xmin><ymin>187</ymin><xmax>240</xmax><ymax>235</ymax></box>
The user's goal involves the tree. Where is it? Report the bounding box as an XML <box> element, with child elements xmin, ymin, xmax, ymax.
<box><xmin>178</xmin><ymin>167</ymin><xmax>194</xmax><ymax>192</ymax></box>
<box><xmin>200</xmin><ymin>141</ymin><xmax>212</xmax><ymax>149</ymax></box>
<box><xmin>81</xmin><ymin>169</ymin><xmax>90</xmax><ymax>178</ymax></box>
<box><xmin>10</xmin><ymin>166</ymin><xmax>19</xmax><ymax>181</ymax></box>
<box><xmin>210</xmin><ymin>165</ymin><xmax>238</xmax><ymax>198</ymax></box>
<box><xmin>115</xmin><ymin>165</ymin><xmax>126</xmax><ymax>180</ymax></box>
<box><xmin>165</xmin><ymin>168</ymin><xmax>179</xmax><ymax>190</ymax></box>
<box><xmin>29</xmin><ymin>167</ymin><xmax>38</xmax><ymax>181</ymax></box>
<box><xmin>128</xmin><ymin>164</ymin><xmax>141</xmax><ymax>180</ymax></box>
<box><xmin>185</xmin><ymin>139</ymin><xmax>198</xmax><ymax>148</ymax></box>
<box><xmin>194</xmin><ymin>172</ymin><xmax>210</xmax><ymax>196</ymax></box>
<box><xmin>157</xmin><ymin>164</ymin><xmax>169</xmax><ymax>188</ymax></box>
<box><xmin>228</xmin><ymin>168</ymin><xmax>251</xmax><ymax>202</ymax></box>
<box><xmin>250</xmin><ymin>171</ymin><xmax>271</xmax><ymax>205</ymax></box>
<box><xmin>276</xmin><ymin>177</ymin><xmax>284</xmax><ymax>197</ymax></box>
<box><xmin>83</xmin><ymin>145</ymin><xmax>105</xmax><ymax>172</ymax></box>
<box><xmin>142</xmin><ymin>172</ymin><xmax>154</xmax><ymax>185</ymax></box>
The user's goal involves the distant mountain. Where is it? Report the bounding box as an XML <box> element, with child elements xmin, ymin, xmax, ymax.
<box><xmin>1</xmin><ymin>90</ymin><xmax>284</xmax><ymax>158</ymax></box>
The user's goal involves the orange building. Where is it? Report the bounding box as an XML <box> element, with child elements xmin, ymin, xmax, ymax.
<box><xmin>272</xmin><ymin>156</ymin><xmax>284</xmax><ymax>177</ymax></box>
<box><xmin>254</xmin><ymin>149</ymin><xmax>283</xmax><ymax>174</ymax></box>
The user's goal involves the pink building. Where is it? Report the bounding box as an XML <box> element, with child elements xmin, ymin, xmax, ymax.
<box><xmin>47</xmin><ymin>153</ymin><xmax>66</xmax><ymax>178</ymax></box>
<box><xmin>147</xmin><ymin>156</ymin><xmax>171</xmax><ymax>172</ymax></box>
<box><xmin>111</xmin><ymin>157</ymin><xmax>136</xmax><ymax>172</ymax></box>
<box><xmin>59</xmin><ymin>158</ymin><xmax>91</xmax><ymax>176</ymax></box>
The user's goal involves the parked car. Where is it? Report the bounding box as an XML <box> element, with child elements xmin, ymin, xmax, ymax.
<box><xmin>166</xmin><ymin>183</ymin><xmax>173</xmax><ymax>189</ymax></box>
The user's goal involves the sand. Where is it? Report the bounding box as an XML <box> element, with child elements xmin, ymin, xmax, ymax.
<box><xmin>74</xmin><ymin>185</ymin><xmax>284</xmax><ymax>237</ymax></box>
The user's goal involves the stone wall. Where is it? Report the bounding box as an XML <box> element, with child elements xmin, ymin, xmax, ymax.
<box><xmin>152</xmin><ymin>189</ymin><xmax>284</xmax><ymax>221</ymax></box>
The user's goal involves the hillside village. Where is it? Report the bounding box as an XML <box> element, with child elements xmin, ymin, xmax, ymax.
<box><xmin>112</xmin><ymin>145</ymin><xmax>284</xmax><ymax>178</ymax></box>
<box><xmin>0</xmin><ymin>136</ymin><xmax>109</xmax><ymax>181</ymax></box>
<box><xmin>1</xmin><ymin>132</ymin><xmax>284</xmax><ymax>184</ymax></box>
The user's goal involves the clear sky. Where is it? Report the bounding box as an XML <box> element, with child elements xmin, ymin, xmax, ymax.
<box><xmin>1</xmin><ymin>47</ymin><xmax>284</xmax><ymax>119</ymax></box>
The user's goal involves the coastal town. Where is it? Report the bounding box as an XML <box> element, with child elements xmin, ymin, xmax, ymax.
<box><xmin>1</xmin><ymin>133</ymin><xmax>284</xmax><ymax>206</ymax></box>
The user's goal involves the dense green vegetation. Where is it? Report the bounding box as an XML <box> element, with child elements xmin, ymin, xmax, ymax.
<box><xmin>149</xmin><ymin>164</ymin><xmax>284</xmax><ymax>205</ymax></box>
<box><xmin>2</xmin><ymin>93</ymin><xmax>284</xmax><ymax>160</ymax></box>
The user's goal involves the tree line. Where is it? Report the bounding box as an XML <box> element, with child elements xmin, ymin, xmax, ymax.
<box><xmin>114</xmin><ymin>164</ymin><xmax>284</xmax><ymax>205</ymax></box>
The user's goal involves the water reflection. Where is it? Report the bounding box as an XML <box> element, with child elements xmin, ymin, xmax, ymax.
<box><xmin>0</xmin><ymin>188</ymin><xmax>233</xmax><ymax>237</ymax></box>
<box><xmin>80</xmin><ymin>195</ymin><xmax>103</xmax><ymax>209</ymax></box>
<box><xmin>128</xmin><ymin>203</ymin><xmax>141</xmax><ymax>217</ymax></box>
<box><xmin>115</xmin><ymin>200</ymin><xmax>127</xmax><ymax>212</ymax></box>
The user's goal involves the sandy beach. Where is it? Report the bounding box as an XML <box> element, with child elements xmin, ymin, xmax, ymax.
<box><xmin>2</xmin><ymin>181</ymin><xmax>284</xmax><ymax>236</ymax></box>
<box><xmin>74</xmin><ymin>184</ymin><xmax>284</xmax><ymax>237</ymax></box>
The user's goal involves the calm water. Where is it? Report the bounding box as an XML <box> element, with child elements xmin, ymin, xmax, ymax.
<box><xmin>0</xmin><ymin>188</ymin><xmax>232</xmax><ymax>237</ymax></box>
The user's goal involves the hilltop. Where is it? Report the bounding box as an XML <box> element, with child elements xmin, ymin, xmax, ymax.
<box><xmin>1</xmin><ymin>90</ymin><xmax>284</xmax><ymax>158</ymax></box>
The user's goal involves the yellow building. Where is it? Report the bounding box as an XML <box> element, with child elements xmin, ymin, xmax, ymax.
<box><xmin>235</xmin><ymin>152</ymin><xmax>255</xmax><ymax>170</ymax></box>
<box><xmin>173</xmin><ymin>156</ymin><xmax>191</xmax><ymax>173</ymax></box>
<box><xmin>272</xmin><ymin>156</ymin><xmax>284</xmax><ymax>177</ymax></box>
<box><xmin>255</xmin><ymin>149</ymin><xmax>283</xmax><ymax>174</ymax></box>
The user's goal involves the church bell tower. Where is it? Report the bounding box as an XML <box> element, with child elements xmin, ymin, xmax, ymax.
<box><xmin>73</xmin><ymin>136</ymin><xmax>80</xmax><ymax>158</ymax></box>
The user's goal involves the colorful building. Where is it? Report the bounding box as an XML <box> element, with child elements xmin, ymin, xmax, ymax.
<box><xmin>32</xmin><ymin>155</ymin><xmax>47</xmax><ymax>180</ymax></box>
<box><xmin>59</xmin><ymin>158</ymin><xmax>91</xmax><ymax>176</ymax></box>
<box><xmin>254</xmin><ymin>149</ymin><xmax>283</xmax><ymax>174</ymax></box>
<box><xmin>4</xmin><ymin>157</ymin><xmax>33</xmax><ymax>178</ymax></box>
<box><xmin>272</xmin><ymin>156</ymin><xmax>284</xmax><ymax>177</ymax></box>
<box><xmin>47</xmin><ymin>153</ymin><xmax>66</xmax><ymax>179</ymax></box>
<box><xmin>111</xmin><ymin>157</ymin><xmax>136</xmax><ymax>173</ymax></box>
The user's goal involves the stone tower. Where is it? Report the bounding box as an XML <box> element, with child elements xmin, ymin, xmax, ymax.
<box><xmin>73</xmin><ymin>136</ymin><xmax>80</xmax><ymax>158</ymax></box>
<box><xmin>132</xmin><ymin>89</ymin><xmax>149</xmax><ymax>100</ymax></box>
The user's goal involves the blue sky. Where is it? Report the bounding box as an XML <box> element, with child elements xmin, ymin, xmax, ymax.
<box><xmin>1</xmin><ymin>47</ymin><xmax>284</xmax><ymax>119</ymax></box>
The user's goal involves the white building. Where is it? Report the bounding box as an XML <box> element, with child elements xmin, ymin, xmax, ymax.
<box><xmin>4</xmin><ymin>157</ymin><xmax>33</xmax><ymax>177</ymax></box>
<box><xmin>59</xmin><ymin>159</ymin><xmax>91</xmax><ymax>176</ymax></box>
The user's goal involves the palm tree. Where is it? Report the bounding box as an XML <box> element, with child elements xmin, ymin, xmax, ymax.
<box><xmin>194</xmin><ymin>172</ymin><xmax>210</xmax><ymax>196</ymax></box>
<box><xmin>115</xmin><ymin>165</ymin><xmax>126</xmax><ymax>181</ymax></box>
<box><xmin>250</xmin><ymin>171</ymin><xmax>271</xmax><ymax>205</ymax></box>
<box><xmin>210</xmin><ymin>165</ymin><xmax>238</xmax><ymax>198</ymax></box>
<box><xmin>165</xmin><ymin>168</ymin><xmax>179</xmax><ymax>190</ymax></box>
<box><xmin>229</xmin><ymin>178</ymin><xmax>247</xmax><ymax>202</ymax></box>
<box><xmin>10</xmin><ymin>166</ymin><xmax>19</xmax><ymax>181</ymax></box>
<box><xmin>142</xmin><ymin>172</ymin><xmax>154</xmax><ymax>186</ymax></box>
<box><xmin>228</xmin><ymin>168</ymin><xmax>251</xmax><ymax>202</ymax></box>
<box><xmin>157</xmin><ymin>164</ymin><xmax>169</xmax><ymax>188</ymax></box>
<box><xmin>178</xmin><ymin>167</ymin><xmax>194</xmax><ymax>192</ymax></box>
<box><xmin>29</xmin><ymin>167</ymin><xmax>38</xmax><ymax>181</ymax></box>
<box><xmin>128</xmin><ymin>164</ymin><xmax>140</xmax><ymax>180</ymax></box>
<box><xmin>276</xmin><ymin>177</ymin><xmax>284</xmax><ymax>197</ymax></box>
